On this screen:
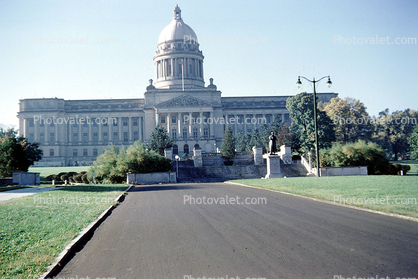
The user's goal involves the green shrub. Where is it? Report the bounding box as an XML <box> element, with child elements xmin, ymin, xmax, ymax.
<box><xmin>81</xmin><ymin>173</ymin><xmax>89</xmax><ymax>184</ymax></box>
<box><xmin>320</xmin><ymin>140</ymin><xmax>390</xmax><ymax>175</ymax></box>
<box><xmin>72</xmin><ymin>173</ymin><xmax>83</xmax><ymax>183</ymax></box>
<box><xmin>89</xmin><ymin>142</ymin><xmax>172</xmax><ymax>184</ymax></box>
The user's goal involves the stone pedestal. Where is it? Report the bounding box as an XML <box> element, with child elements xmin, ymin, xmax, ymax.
<box><xmin>280</xmin><ymin>145</ymin><xmax>292</xmax><ymax>164</ymax></box>
<box><xmin>265</xmin><ymin>155</ymin><xmax>283</xmax><ymax>179</ymax></box>
<box><xmin>193</xmin><ymin>148</ymin><xmax>202</xmax><ymax>167</ymax></box>
<box><xmin>253</xmin><ymin>146</ymin><xmax>263</xmax><ymax>165</ymax></box>
<box><xmin>164</xmin><ymin>148</ymin><xmax>173</xmax><ymax>160</ymax></box>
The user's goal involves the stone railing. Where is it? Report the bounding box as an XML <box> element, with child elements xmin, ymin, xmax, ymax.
<box><xmin>301</xmin><ymin>156</ymin><xmax>312</xmax><ymax>174</ymax></box>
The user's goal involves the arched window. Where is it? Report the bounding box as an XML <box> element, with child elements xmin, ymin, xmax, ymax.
<box><xmin>184</xmin><ymin>144</ymin><xmax>189</xmax><ymax>155</ymax></box>
<box><xmin>173</xmin><ymin>145</ymin><xmax>178</xmax><ymax>155</ymax></box>
<box><xmin>194</xmin><ymin>144</ymin><xmax>200</xmax><ymax>149</ymax></box>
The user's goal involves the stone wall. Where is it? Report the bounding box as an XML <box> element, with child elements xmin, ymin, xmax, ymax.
<box><xmin>320</xmin><ymin>166</ymin><xmax>368</xmax><ymax>177</ymax></box>
<box><xmin>127</xmin><ymin>172</ymin><xmax>177</xmax><ymax>184</ymax></box>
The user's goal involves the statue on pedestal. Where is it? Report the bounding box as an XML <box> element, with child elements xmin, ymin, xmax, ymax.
<box><xmin>269</xmin><ymin>132</ymin><xmax>277</xmax><ymax>155</ymax></box>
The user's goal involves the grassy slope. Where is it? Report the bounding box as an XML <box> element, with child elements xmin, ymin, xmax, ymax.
<box><xmin>0</xmin><ymin>184</ymin><xmax>127</xmax><ymax>279</ymax></box>
<box><xmin>232</xmin><ymin>175</ymin><xmax>418</xmax><ymax>218</ymax></box>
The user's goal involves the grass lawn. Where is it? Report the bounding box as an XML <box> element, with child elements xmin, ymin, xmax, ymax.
<box><xmin>0</xmin><ymin>184</ymin><xmax>128</xmax><ymax>279</ymax></box>
<box><xmin>231</xmin><ymin>175</ymin><xmax>418</xmax><ymax>218</ymax></box>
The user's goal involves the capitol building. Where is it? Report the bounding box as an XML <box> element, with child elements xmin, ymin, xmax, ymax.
<box><xmin>17</xmin><ymin>6</ymin><xmax>337</xmax><ymax>166</ymax></box>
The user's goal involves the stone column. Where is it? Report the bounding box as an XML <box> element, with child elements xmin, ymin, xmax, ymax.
<box><xmin>234</xmin><ymin>114</ymin><xmax>238</xmax><ymax>135</ymax></box>
<box><xmin>155</xmin><ymin>111</ymin><xmax>159</xmax><ymax>126</ymax></box>
<box><xmin>88</xmin><ymin>119</ymin><xmax>92</xmax><ymax>144</ymax></box>
<box><xmin>68</xmin><ymin>123</ymin><xmax>72</xmax><ymax>144</ymax></box>
<box><xmin>98</xmin><ymin>119</ymin><xmax>102</xmax><ymax>144</ymax></box>
<box><xmin>45</xmin><ymin>121</ymin><xmax>49</xmax><ymax>145</ymax></box>
<box><xmin>55</xmin><ymin>120</ymin><xmax>59</xmax><ymax>145</ymax></box>
<box><xmin>243</xmin><ymin>113</ymin><xmax>247</xmax><ymax>133</ymax></box>
<box><xmin>177</xmin><ymin>112</ymin><xmax>181</xmax><ymax>138</ymax></box>
<box><xmin>119</xmin><ymin>117</ymin><xmax>122</xmax><ymax>142</ymax></box>
<box><xmin>129</xmin><ymin>117</ymin><xmax>133</xmax><ymax>142</ymax></box>
<box><xmin>199</xmin><ymin>112</ymin><xmax>203</xmax><ymax>137</ymax></box>
<box><xmin>188</xmin><ymin>112</ymin><xmax>192</xmax><ymax>136</ymax></box>
<box><xmin>167</xmin><ymin>113</ymin><xmax>171</xmax><ymax>136</ymax></box>
<box><xmin>139</xmin><ymin>117</ymin><xmax>143</xmax><ymax>142</ymax></box>
<box><xmin>34</xmin><ymin>120</ymin><xmax>39</xmax><ymax>142</ymax></box>
<box><xmin>210</xmin><ymin>112</ymin><xmax>214</xmax><ymax>138</ymax></box>
<box><xmin>108</xmin><ymin>121</ymin><xmax>112</xmax><ymax>143</ymax></box>
<box><xmin>78</xmin><ymin>123</ymin><xmax>82</xmax><ymax>144</ymax></box>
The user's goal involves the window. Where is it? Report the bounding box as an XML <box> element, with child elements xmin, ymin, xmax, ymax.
<box><xmin>83</xmin><ymin>149</ymin><xmax>88</xmax><ymax>156</ymax></box>
<box><xmin>103</xmin><ymin>122</ymin><xmax>108</xmax><ymax>127</ymax></box>
<box><xmin>173</xmin><ymin>145</ymin><xmax>178</xmax><ymax>155</ymax></box>
<box><xmin>266</xmin><ymin>115</ymin><xmax>271</xmax><ymax>124</ymax></box>
<box><xmin>194</xmin><ymin>144</ymin><xmax>200</xmax><ymax>149</ymax></box>
<box><xmin>93</xmin><ymin>148</ymin><xmax>98</xmax><ymax>156</ymax></box>
<box><xmin>172</xmin><ymin>129</ymin><xmax>177</xmax><ymax>139</ymax></box>
<box><xmin>49</xmin><ymin>149</ymin><xmax>54</xmax><ymax>156</ymax></box>
<box><xmin>133</xmin><ymin>131</ymin><xmax>139</xmax><ymax>141</ymax></box>
<box><xmin>182</xmin><ymin>128</ymin><xmax>188</xmax><ymax>138</ymax></box>
<box><xmin>103</xmin><ymin>132</ymin><xmax>108</xmax><ymax>142</ymax></box>
<box><xmin>161</xmin><ymin>116</ymin><xmax>166</xmax><ymax>124</ymax></box>
<box><xmin>133</xmin><ymin>119</ymin><xmax>138</xmax><ymax>126</ymax></box>
<box><xmin>29</xmin><ymin>119</ymin><xmax>34</xmax><ymax>127</ymax></box>
<box><xmin>184</xmin><ymin>144</ymin><xmax>189</xmax><ymax>155</ymax></box>
<box><xmin>83</xmin><ymin>132</ymin><xmax>88</xmax><ymax>143</ymax></box>
<box><xmin>73</xmin><ymin>133</ymin><xmax>78</xmax><ymax>142</ymax></box>
<box><xmin>50</xmin><ymin>133</ymin><xmax>55</xmax><ymax>143</ymax></box>
<box><xmin>193</xmin><ymin>128</ymin><xmax>198</xmax><ymax>139</ymax></box>
<box><xmin>123</xmin><ymin>118</ymin><xmax>128</xmax><ymax>126</ymax></box>
<box><xmin>124</xmin><ymin>132</ymin><xmax>128</xmax><ymax>142</ymax></box>
<box><xmin>113</xmin><ymin>132</ymin><xmax>118</xmax><ymax>141</ymax></box>
<box><xmin>93</xmin><ymin>132</ymin><xmax>98</xmax><ymax>143</ymax></box>
<box><xmin>113</xmin><ymin>119</ymin><xmax>118</xmax><ymax>126</ymax></box>
<box><xmin>171</xmin><ymin>115</ymin><xmax>176</xmax><ymax>123</ymax></box>
<box><xmin>203</xmin><ymin>128</ymin><xmax>209</xmax><ymax>138</ymax></box>
<box><xmin>73</xmin><ymin>149</ymin><xmax>78</xmax><ymax>157</ymax></box>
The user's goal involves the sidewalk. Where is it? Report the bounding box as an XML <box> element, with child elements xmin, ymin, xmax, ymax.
<box><xmin>0</xmin><ymin>187</ymin><xmax>58</xmax><ymax>203</ymax></box>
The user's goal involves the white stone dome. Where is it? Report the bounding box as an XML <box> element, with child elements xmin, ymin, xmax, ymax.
<box><xmin>157</xmin><ymin>5</ymin><xmax>198</xmax><ymax>45</ymax></box>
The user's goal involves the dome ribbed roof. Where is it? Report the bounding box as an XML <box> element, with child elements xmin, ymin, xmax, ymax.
<box><xmin>157</xmin><ymin>5</ymin><xmax>198</xmax><ymax>45</ymax></box>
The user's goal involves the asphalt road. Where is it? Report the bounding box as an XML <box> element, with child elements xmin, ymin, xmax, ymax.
<box><xmin>54</xmin><ymin>183</ymin><xmax>418</xmax><ymax>279</ymax></box>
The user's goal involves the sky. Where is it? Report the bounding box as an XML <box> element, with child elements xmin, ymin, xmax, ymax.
<box><xmin>1</xmin><ymin>0</ymin><xmax>417</xmax><ymax>129</ymax></box>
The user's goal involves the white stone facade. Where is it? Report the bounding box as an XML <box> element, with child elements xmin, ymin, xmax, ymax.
<box><xmin>17</xmin><ymin>6</ymin><xmax>338</xmax><ymax>166</ymax></box>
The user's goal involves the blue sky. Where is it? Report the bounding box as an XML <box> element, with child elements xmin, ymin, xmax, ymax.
<box><xmin>1</xmin><ymin>0</ymin><xmax>417</xmax><ymax>128</ymax></box>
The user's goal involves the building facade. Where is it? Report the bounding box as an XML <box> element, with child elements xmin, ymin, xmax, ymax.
<box><xmin>17</xmin><ymin>6</ymin><xmax>337</xmax><ymax>166</ymax></box>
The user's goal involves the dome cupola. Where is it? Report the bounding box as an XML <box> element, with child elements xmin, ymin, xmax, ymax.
<box><xmin>153</xmin><ymin>5</ymin><xmax>205</xmax><ymax>90</ymax></box>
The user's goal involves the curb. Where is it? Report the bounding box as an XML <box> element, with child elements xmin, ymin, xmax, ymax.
<box><xmin>38</xmin><ymin>185</ymin><xmax>133</xmax><ymax>279</ymax></box>
<box><xmin>225</xmin><ymin>181</ymin><xmax>418</xmax><ymax>223</ymax></box>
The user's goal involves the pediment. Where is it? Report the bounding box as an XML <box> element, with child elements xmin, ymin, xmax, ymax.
<box><xmin>155</xmin><ymin>94</ymin><xmax>212</xmax><ymax>108</ymax></box>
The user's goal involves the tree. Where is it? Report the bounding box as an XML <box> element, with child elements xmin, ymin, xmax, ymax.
<box><xmin>408</xmin><ymin>124</ymin><xmax>418</xmax><ymax>159</ymax></box>
<box><xmin>286</xmin><ymin>92</ymin><xmax>335</xmax><ymax>155</ymax></box>
<box><xmin>146</xmin><ymin>125</ymin><xmax>173</xmax><ymax>156</ymax></box>
<box><xmin>372</xmin><ymin>109</ymin><xmax>418</xmax><ymax>160</ymax></box>
<box><xmin>221</xmin><ymin>125</ymin><xmax>235</xmax><ymax>160</ymax></box>
<box><xmin>319</xmin><ymin>97</ymin><xmax>371</xmax><ymax>143</ymax></box>
<box><xmin>0</xmin><ymin>129</ymin><xmax>42</xmax><ymax>177</ymax></box>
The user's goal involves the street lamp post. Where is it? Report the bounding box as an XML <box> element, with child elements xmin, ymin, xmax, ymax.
<box><xmin>175</xmin><ymin>155</ymin><xmax>180</xmax><ymax>178</ymax></box>
<box><xmin>296</xmin><ymin>75</ymin><xmax>332</xmax><ymax>177</ymax></box>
